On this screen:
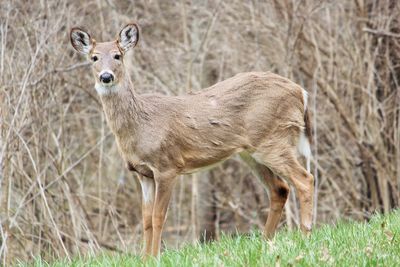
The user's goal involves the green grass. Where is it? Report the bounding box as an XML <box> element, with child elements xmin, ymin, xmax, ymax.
<box><xmin>21</xmin><ymin>210</ymin><xmax>400</xmax><ymax>267</ymax></box>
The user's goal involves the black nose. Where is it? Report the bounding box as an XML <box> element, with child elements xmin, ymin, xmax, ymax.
<box><xmin>100</xmin><ymin>72</ymin><xmax>114</xmax><ymax>84</ymax></box>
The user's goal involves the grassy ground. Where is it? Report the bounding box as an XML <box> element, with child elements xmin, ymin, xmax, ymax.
<box><xmin>21</xmin><ymin>210</ymin><xmax>400</xmax><ymax>267</ymax></box>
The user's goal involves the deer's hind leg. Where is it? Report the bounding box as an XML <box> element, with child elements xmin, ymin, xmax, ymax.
<box><xmin>240</xmin><ymin>152</ymin><xmax>289</xmax><ymax>238</ymax></box>
<box><xmin>252</xmin><ymin>145</ymin><xmax>314</xmax><ymax>234</ymax></box>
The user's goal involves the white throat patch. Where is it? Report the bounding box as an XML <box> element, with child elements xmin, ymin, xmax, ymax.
<box><xmin>95</xmin><ymin>83</ymin><xmax>120</xmax><ymax>95</ymax></box>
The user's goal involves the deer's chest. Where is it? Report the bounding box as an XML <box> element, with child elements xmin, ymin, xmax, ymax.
<box><xmin>127</xmin><ymin>161</ymin><xmax>154</xmax><ymax>178</ymax></box>
<box><xmin>119</xmin><ymin>143</ymin><xmax>155</xmax><ymax>178</ymax></box>
<box><xmin>114</xmin><ymin>134</ymin><xmax>158</xmax><ymax>178</ymax></box>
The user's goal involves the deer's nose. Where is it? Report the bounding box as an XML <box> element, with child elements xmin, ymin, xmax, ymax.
<box><xmin>100</xmin><ymin>72</ymin><xmax>114</xmax><ymax>84</ymax></box>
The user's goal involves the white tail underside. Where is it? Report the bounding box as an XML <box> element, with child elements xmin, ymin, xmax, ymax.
<box><xmin>298</xmin><ymin>89</ymin><xmax>311</xmax><ymax>172</ymax></box>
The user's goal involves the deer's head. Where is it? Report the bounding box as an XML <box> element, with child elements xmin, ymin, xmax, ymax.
<box><xmin>70</xmin><ymin>23</ymin><xmax>139</xmax><ymax>95</ymax></box>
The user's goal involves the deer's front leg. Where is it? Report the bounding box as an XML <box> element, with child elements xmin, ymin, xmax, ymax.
<box><xmin>151</xmin><ymin>174</ymin><xmax>177</xmax><ymax>257</ymax></box>
<box><xmin>139</xmin><ymin>176</ymin><xmax>155</xmax><ymax>257</ymax></box>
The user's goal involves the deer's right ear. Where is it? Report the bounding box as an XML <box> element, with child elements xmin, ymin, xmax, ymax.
<box><xmin>70</xmin><ymin>28</ymin><xmax>94</xmax><ymax>55</ymax></box>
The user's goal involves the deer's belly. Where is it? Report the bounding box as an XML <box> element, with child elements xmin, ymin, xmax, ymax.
<box><xmin>179</xmin><ymin>147</ymin><xmax>244</xmax><ymax>174</ymax></box>
<box><xmin>180</xmin><ymin>160</ymin><xmax>227</xmax><ymax>175</ymax></box>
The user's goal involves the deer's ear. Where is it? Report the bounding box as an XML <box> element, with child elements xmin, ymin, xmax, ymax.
<box><xmin>70</xmin><ymin>27</ymin><xmax>94</xmax><ymax>55</ymax></box>
<box><xmin>118</xmin><ymin>23</ymin><xmax>139</xmax><ymax>52</ymax></box>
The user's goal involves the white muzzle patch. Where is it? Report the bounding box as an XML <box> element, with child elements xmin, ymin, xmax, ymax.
<box><xmin>95</xmin><ymin>70</ymin><xmax>119</xmax><ymax>95</ymax></box>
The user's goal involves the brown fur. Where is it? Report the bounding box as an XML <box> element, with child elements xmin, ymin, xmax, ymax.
<box><xmin>101</xmin><ymin>72</ymin><xmax>306</xmax><ymax>176</ymax></box>
<box><xmin>304</xmin><ymin>108</ymin><xmax>313</xmax><ymax>144</ymax></box>
<box><xmin>70</xmin><ymin>23</ymin><xmax>315</xmax><ymax>258</ymax></box>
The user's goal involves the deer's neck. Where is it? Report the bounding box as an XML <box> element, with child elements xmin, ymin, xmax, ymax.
<box><xmin>98</xmin><ymin>76</ymin><xmax>143</xmax><ymax>137</ymax></box>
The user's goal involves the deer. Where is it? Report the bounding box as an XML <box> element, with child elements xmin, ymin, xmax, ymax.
<box><xmin>70</xmin><ymin>23</ymin><xmax>314</xmax><ymax>258</ymax></box>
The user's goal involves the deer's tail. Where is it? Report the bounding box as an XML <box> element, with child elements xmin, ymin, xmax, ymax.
<box><xmin>297</xmin><ymin>89</ymin><xmax>312</xmax><ymax>173</ymax></box>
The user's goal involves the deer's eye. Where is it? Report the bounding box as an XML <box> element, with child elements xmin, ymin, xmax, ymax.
<box><xmin>114</xmin><ymin>54</ymin><xmax>121</xmax><ymax>60</ymax></box>
<box><xmin>91</xmin><ymin>56</ymin><xmax>98</xmax><ymax>62</ymax></box>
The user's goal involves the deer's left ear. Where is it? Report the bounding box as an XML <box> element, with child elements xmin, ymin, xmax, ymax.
<box><xmin>118</xmin><ymin>23</ymin><xmax>139</xmax><ymax>52</ymax></box>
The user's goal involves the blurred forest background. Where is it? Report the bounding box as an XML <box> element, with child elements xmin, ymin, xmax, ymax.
<box><xmin>1</xmin><ymin>0</ymin><xmax>399</xmax><ymax>264</ymax></box>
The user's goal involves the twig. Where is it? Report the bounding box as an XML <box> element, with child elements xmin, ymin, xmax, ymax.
<box><xmin>80</xmin><ymin>238</ymin><xmax>123</xmax><ymax>253</ymax></box>
<box><xmin>363</xmin><ymin>27</ymin><xmax>400</xmax><ymax>38</ymax></box>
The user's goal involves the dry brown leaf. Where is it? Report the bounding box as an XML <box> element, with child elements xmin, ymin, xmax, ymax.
<box><xmin>321</xmin><ymin>246</ymin><xmax>331</xmax><ymax>262</ymax></box>
<box><xmin>295</xmin><ymin>253</ymin><xmax>304</xmax><ymax>262</ymax></box>
<box><xmin>268</xmin><ymin>240</ymin><xmax>277</xmax><ymax>253</ymax></box>
<box><xmin>275</xmin><ymin>255</ymin><xmax>281</xmax><ymax>267</ymax></box>
<box><xmin>384</xmin><ymin>230</ymin><xmax>394</xmax><ymax>241</ymax></box>
<box><xmin>365</xmin><ymin>246</ymin><xmax>373</xmax><ymax>257</ymax></box>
